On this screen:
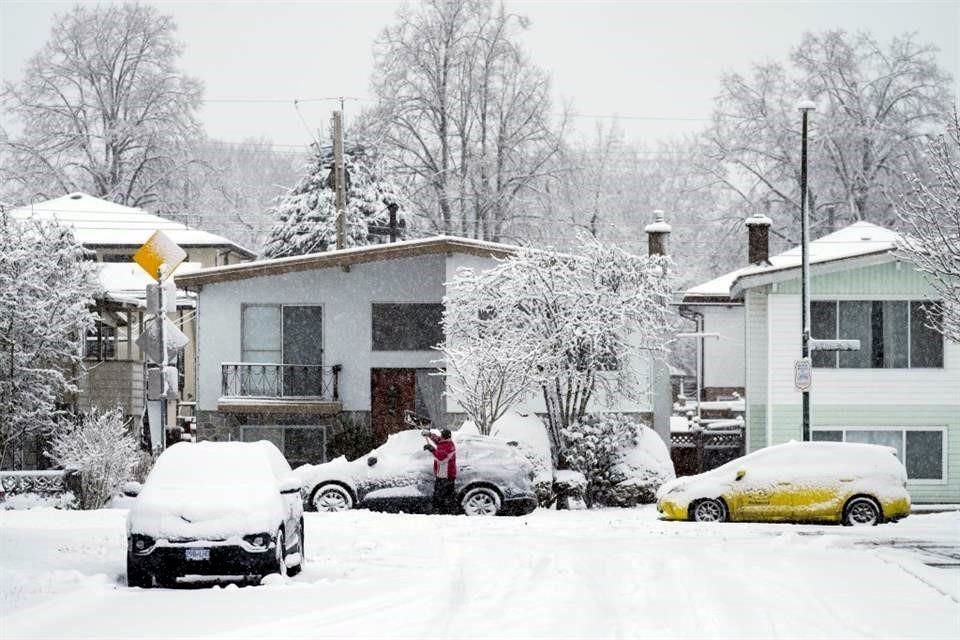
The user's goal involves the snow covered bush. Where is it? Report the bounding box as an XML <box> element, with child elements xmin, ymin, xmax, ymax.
<box><xmin>488</xmin><ymin>410</ymin><xmax>554</xmax><ymax>505</ymax></box>
<box><xmin>46</xmin><ymin>407</ymin><xmax>140</xmax><ymax>509</ymax></box>
<box><xmin>262</xmin><ymin>143</ymin><xmax>411</xmax><ymax>258</ymax></box>
<box><xmin>563</xmin><ymin>414</ymin><xmax>674</xmax><ymax>508</ymax></box>
<box><xmin>0</xmin><ymin>211</ymin><xmax>97</xmax><ymax>467</ymax></box>
<box><xmin>1</xmin><ymin>491</ymin><xmax>76</xmax><ymax>511</ymax></box>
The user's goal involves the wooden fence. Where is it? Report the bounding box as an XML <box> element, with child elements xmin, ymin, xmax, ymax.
<box><xmin>670</xmin><ymin>428</ymin><xmax>745</xmax><ymax>477</ymax></box>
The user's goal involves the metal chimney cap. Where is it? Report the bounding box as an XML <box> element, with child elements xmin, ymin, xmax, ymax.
<box><xmin>644</xmin><ymin>209</ymin><xmax>672</xmax><ymax>233</ymax></box>
<box><xmin>797</xmin><ymin>99</ymin><xmax>817</xmax><ymax>112</ymax></box>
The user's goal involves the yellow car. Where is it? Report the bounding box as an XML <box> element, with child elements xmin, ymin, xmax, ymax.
<box><xmin>656</xmin><ymin>441</ymin><xmax>911</xmax><ymax>525</ymax></box>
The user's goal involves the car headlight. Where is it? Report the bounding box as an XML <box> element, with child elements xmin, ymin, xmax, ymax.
<box><xmin>243</xmin><ymin>533</ymin><xmax>272</xmax><ymax>549</ymax></box>
<box><xmin>130</xmin><ymin>534</ymin><xmax>155</xmax><ymax>554</ymax></box>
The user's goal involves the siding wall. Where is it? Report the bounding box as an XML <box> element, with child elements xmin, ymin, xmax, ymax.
<box><xmin>745</xmin><ymin>290</ymin><xmax>768</xmax><ymax>451</ymax></box>
<box><xmin>750</xmin><ymin>257</ymin><xmax>960</xmax><ymax>502</ymax></box>
<box><xmin>701</xmin><ymin>305</ymin><xmax>746</xmax><ymax>389</ymax></box>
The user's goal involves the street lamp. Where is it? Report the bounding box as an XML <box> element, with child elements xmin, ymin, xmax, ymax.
<box><xmin>797</xmin><ymin>99</ymin><xmax>816</xmax><ymax>441</ymax></box>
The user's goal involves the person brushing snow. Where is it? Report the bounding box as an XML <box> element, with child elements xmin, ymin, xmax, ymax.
<box><xmin>421</xmin><ymin>429</ymin><xmax>457</xmax><ymax>515</ymax></box>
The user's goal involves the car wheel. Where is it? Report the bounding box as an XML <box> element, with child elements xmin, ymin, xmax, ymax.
<box><xmin>843</xmin><ymin>496</ymin><xmax>881</xmax><ymax>526</ymax></box>
<box><xmin>287</xmin><ymin>518</ymin><xmax>304</xmax><ymax>577</ymax></box>
<box><xmin>691</xmin><ymin>498</ymin><xmax>727</xmax><ymax>523</ymax></box>
<box><xmin>126</xmin><ymin>555</ymin><xmax>152</xmax><ymax>588</ymax></box>
<box><xmin>461</xmin><ymin>486</ymin><xmax>501</xmax><ymax>516</ymax></box>
<box><xmin>311</xmin><ymin>484</ymin><xmax>354</xmax><ymax>512</ymax></box>
<box><xmin>273</xmin><ymin>528</ymin><xmax>288</xmax><ymax>577</ymax></box>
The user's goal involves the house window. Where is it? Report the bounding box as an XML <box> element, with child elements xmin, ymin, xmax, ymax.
<box><xmin>240</xmin><ymin>425</ymin><xmax>328</xmax><ymax>468</ymax></box>
<box><xmin>372</xmin><ymin>303</ymin><xmax>444</xmax><ymax>351</ymax></box>
<box><xmin>85</xmin><ymin>320</ymin><xmax>116</xmax><ymax>360</ymax></box>
<box><xmin>811</xmin><ymin>300</ymin><xmax>943</xmax><ymax>369</ymax></box>
<box><xmin>240</xmin><ymin>304</ymin><xmax>323</xmax><ymax>396</ymax></box>
<box><xmin>811</xmin><ymin>427</ymin><xmax>946</xmax><ymax>481</ymax></box>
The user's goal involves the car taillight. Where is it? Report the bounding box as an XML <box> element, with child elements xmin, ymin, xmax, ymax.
<box><xmin>243</xmin><ymin>533</ymin><xmax>271</xmax><ymax>549</ymax></box>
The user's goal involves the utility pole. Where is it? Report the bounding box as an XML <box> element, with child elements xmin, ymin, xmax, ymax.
<box><xmin>333</xmin><ymin>110</ymin><xmax>346</xmax><ymax>250</ymax></box>
<box><xmin>798</xmin><ymin>99</ymin><xmax>816</xmax><ymax>441</ymax></box>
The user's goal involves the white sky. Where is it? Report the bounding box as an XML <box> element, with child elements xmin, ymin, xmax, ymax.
<box><xmin>2</xmin><ymin>0</ymin><xmax>958</xmax><ymax>151</ymax></box>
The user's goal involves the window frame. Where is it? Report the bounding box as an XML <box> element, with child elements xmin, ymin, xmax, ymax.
<box><xmin>240</xmin><ymin>303</ymin><xmax>324</xmax><ymax>365</ymax></box>
<box><xmin>811</xmin><ymin>425</ymin><xmax>948</xmax><ymax>484</ymax></box>
<box><xmin>810</xmin><ymin>298</ymin><xmax>943</xmax><ymax>369</ymax></box>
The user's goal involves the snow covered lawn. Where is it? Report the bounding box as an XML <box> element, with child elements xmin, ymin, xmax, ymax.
<box><xmin>1</xmin><ymin>507</ymin><xmax>958</xmax><ymax>639</ymax></box>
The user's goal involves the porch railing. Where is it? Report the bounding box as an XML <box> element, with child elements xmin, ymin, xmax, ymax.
<box><xmin>221</xmin><ymin>363</ymin><xmax>341</xmax><ymax>400</ymax></box>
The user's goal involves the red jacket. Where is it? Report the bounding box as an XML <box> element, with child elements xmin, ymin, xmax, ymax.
<box><xmin>427</xmin><ymin>435</ymin><xmax>457</xmax><ymax>479</ymax></box>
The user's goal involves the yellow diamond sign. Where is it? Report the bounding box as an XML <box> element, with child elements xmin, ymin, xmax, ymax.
<box><xmin>134</xmin><ymin>231</ymin><xmax>187</xmax><ymax>281</ymax></box>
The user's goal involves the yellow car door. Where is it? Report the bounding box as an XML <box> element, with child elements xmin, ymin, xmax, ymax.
<box><xmin>725</xmin><ymin>466</ymin><xmax>796</xmax><ymax>522</ymax></box>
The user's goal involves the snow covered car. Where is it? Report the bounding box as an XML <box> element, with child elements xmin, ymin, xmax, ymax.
<box><xmin>295</xmin><ymin>429</ymin><xmax>538</xmax><ymax>516</ymax></box>
<box><xmin>125</xmin><ymin>441</ymin><xmax>305</xmax><ymax>587</ymax></box>
<box><xmin>656</xmin><ymin>441</ymin><xmax>911</xmax><ymax>525</ymax></box>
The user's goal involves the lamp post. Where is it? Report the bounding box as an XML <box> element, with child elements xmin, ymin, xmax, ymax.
<box><xmin>797</xmin><ymin>99</ymin><xmax>816</xmax><ymax>441</ymax></box>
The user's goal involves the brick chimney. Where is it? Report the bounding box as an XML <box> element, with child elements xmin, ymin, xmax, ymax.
<box><xmin>745</xmin><ymin>213</ymin><xmax>772</xmax><ymax>264</ymax></box>
<box><xmin>645</xmin><ymin>210</ymin><xmax>671</xmax><ymax>256</ymax></box>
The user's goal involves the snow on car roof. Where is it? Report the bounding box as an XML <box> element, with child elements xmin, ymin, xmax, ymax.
<box><xmin>130</xmin><ymin>442</ymin><xmax>286</xmax><ymax>539</ymax></box>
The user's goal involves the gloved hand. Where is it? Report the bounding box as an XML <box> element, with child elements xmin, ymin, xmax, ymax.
<box><xmin>420</xmin><ymin>430</ymin><xmax>430</xmax><ymax>437</ymax></box>
<box><xmin>423</xmin><ymin>444</ymin><xmax>434</xmax><ymax>452</ymax></box>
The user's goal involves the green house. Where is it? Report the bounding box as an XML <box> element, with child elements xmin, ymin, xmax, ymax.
<box><xmin>682</xmin><ymin>218</ymin><xmax>958</xmax><ymax>504</ymax></box>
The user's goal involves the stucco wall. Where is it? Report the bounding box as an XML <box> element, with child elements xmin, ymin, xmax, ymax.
<box><xmin>195</xmin><ymin>254</ymin><xmax>447</xmax><ymax>412</ymax></box>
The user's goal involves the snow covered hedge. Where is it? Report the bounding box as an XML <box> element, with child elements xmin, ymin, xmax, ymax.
<box><xmin>564</xmin><ymin>414</ymin><xmax>675</xmax><ymax>508</ymax></box>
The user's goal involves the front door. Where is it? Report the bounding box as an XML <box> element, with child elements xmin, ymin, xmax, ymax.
<box><xmin>370</xmin><ymin>368</ymin><xmax>417</xmax><ymax>446</ymax></box>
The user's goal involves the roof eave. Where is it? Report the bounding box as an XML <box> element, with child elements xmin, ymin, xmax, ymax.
<box><xmin>729</xmin><ymin>249</ymin><xmax>895</xmax><ymax>297</ymax></box>
<box><xmin>176</xmin><ymin>237</ymin><xmax>517</xmax><ymax>288</ymax></box>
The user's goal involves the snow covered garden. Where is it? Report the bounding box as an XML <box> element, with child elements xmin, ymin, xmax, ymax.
<box><xmin>1</xmin><ymin>505</ymin><xmax>958</xmax><ymax>639</ymax></box>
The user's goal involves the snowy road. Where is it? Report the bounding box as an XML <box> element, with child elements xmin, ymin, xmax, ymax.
<box><xmin>1</xmin><ymin>507</ymin><xmax>958</xmax><ymax>639</ymax></box>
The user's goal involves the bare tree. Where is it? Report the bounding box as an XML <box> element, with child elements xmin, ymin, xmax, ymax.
<box><xmin>370</xmin><ymin>0</ymin><xmax>562</xmax><ymax>241</ymax></box>
<box><xmin>1</xmin><ymin>3</ymin><xmax>203</xmax><ymax>210</ymax></box>
<box><xmin>895</xmin><ymin>112</ymin><xmax>960</xmax><ymax>343</ymax></box>
<box><xmin>700</xmin><ymin>31</ymin><xmax>952</xmax><ymax>244</ymax></box>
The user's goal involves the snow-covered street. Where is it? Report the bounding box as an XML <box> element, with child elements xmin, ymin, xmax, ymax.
<box><xmin>1</xmin><ymin>507</ymin><xmax>958</xmax><ymax>639</ymax></box>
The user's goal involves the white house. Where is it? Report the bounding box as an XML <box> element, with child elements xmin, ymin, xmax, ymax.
<box><xmin>177</xmin><ymin>236</ymin><xmax>666</xmax><ymax>467</ymax></box>
<box><xmin>681</xmin><ymin>216</ymin><xmax>959</xmax><ymax>503</ymax></box>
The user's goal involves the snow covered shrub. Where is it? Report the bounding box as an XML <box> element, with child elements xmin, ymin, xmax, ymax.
<box><xmin>563</xmin><ymin>414</ymin><xmax>674</xmax><ymax>507</ymax></box>
<box><xmin>46</xmin><ymin>407</ymin><xmax>139</xmax><ymax>509</ymax></box>
<box><xmin>1</xmin><ymin>491</ymin><xmax>76</xmax><ymax>510</ymax></box>
<box><xmin>563</xmin><ymin>414</ymin><xmax>642</xmax><ymax>507</ymax></box>
<box><xmin>604</xmin><ymin>426</ymin><xmax>676</xmax><ymax>507</ymax></box>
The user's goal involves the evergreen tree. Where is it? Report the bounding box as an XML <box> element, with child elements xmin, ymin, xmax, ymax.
<box><xmin>262</xmin><ymin>144</ymin><xmax>410</xmax><ymax>258</ymax></box>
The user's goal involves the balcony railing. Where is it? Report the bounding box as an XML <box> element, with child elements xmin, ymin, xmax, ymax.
<box><xmin>221</xmin><ymin>363</ymin><xmax>341</xmax><ymax>400</ymax></box>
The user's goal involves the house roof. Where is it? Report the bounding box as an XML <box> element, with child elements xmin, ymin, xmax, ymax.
<box><xmin>10</xmin><ymin>192</ymin><xmax>256</xmax><ymax>257</ymax></box>
<box><xmin>175</xmin><ymin>235</ymin><xmax>519</xmax><ymax>287</ymax></box>
<box><xmin>95</xmin><ymin>262</ymin><xmax>201</xmax><ymax>309</ymax></box>
<box><xmin>684</xmin><ymin>221</ymin><xmax>900</xmax><ymax>302</ymax></box>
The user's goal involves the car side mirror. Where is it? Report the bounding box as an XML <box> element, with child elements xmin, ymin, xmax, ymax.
<box><xmin>279</xmin><ymin>476</ymin><xmax>302</xmax><ymax>495</ymax></box>
<box><xmin>367</xmin><ymin>456</ymin><xmax>378</xmax><ymax>467</ymax></box>
<box><xmin>735</xmin><ymin>469</ymin><xmax>747</xmax><ymax>481</ymax></box>
<box><xmin>122</xmin><ymin>481</ymin><xmax>142</xmax><ymax>498</ymax></box>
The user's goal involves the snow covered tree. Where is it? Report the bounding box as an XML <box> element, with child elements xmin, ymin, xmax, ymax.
<box><xmin>442</xmin><ymin>239</ymin><xmax>676</xmax><ymax>467</ymax></box>
<box><xmin>262</xmin><ymin>143</ymin><xmax>410</xmax><ymax>258</ymax></box>
<box><xmin>46</xmin><ymin>406</ymin><xmax>140</xmax><ymax>509</ymax></box>
<box><xmin>700</xmin><ymin>31</ymin><xmax>951</xmax><ymax>243</ymax></box>
<box><xmin>896</xmin><ymin>112</ymin><xmax>960</xmax><ymax>344</ymax></box>
<box><xmin>0</xmin><ymin>3</ymin><xmax>204</xmax><ymax>210</ymax></box>
<box><xmin>370</xmin><ymin>0</ymin><xmax>563</xmax><ymax>240</ymax></box>
<box><xmin>0</xmin><ymin>211</ymin><xmax>97</xmax><ymax>468</ymax></box>
<box><xmin>438</xmin><ymin>333</ymin><xmax>534</xmax><ymax>436</ymax></box>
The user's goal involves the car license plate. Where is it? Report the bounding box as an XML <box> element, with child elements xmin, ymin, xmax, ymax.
<box><xmin>185</xmin><ymin>548</ymin><xmax>209</xmax><ymax>561</ymax></box>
